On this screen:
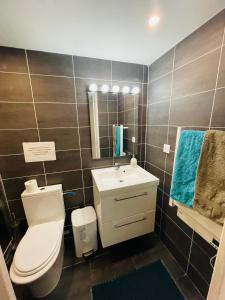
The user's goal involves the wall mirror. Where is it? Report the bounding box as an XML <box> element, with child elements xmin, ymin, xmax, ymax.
<box><xmin>88</xmin><ymin>88</ymin><xmax>139</xmax><ymax>159</ymax></box>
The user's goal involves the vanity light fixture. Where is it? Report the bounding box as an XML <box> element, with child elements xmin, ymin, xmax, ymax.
<box><xmin>89</xmin><ymin>83</ymin><xmax>98</xmax><ymax>92</ymax></box>
<box><xmin>131</xmin><ymin>87</ymin><xmax>140</xmax><ymax>94</ymax></box>
<box><xmin>101</xmin><ymin>84</ymin><xmax>109</xmax><ymax>93</ymax></box>
<box><xmin>148</xmin><ymin>15</ymin><xmax>160</xmax><ymax>27</ymax></box>
<box><xmin>122</xmin><ymin>86</ymin><xmax>130</xmax><ymax>94</ymax></box>
<box><xmin>112</xmin><ymin>85</ymin><xmax>120</xmax><ymax>94</ymax></box>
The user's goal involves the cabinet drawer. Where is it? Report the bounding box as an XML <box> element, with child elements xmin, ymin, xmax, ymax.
<box><xmin>100</xmin><ymin>210</ymin><xmax>155</xmax><ymax>247</ymax></box>
<box><xmin>101</xmin><ymin>187</ymin><xmax>156</xmax><ymax>222</ymax></box>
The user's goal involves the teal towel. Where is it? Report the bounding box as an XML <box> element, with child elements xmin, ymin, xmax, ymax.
<box><xmin>115</xmin><ymin>126</ymin><xmax>120</xmax><ymax>157</ymax></box>
<box><xmin>170</xmin><ymin>130</ymin><xmax>205</xmax><ymax>207</ymax></box>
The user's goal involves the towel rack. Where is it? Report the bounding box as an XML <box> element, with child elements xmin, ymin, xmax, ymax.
<box><xmin>169</xmin><ymin>126</ymin><xmax>222</xmax><ymax>246</ymax></box>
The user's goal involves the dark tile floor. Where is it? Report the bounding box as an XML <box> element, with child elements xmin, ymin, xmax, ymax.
<box><xmin>18</xmin><ymin>233</ymin><xmax>204</xmax><ymax>300</ymax></box>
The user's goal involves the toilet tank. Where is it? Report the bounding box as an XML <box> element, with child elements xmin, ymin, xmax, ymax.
<box><xmin>21</xmin><ymin>184</ymin><xmax>65</xmax><ymax>226</ymax></box>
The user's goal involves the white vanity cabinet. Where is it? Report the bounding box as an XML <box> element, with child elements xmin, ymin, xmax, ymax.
<box><xmin>92</xmin><ymin>165</ymin><xmax>159</xmax><ymax>247</ymax></box>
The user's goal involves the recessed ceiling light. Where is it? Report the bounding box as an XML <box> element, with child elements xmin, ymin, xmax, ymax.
<box><xmin>148</xmin><ymin>15</ymin><xmax>160</xmax><ymax>27</ymax></box>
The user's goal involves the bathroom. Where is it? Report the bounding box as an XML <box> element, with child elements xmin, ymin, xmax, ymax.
<box><xmin>0</xmin><ymin>1</ymin><xmax>225</xmax><ymax>299</ymax></box>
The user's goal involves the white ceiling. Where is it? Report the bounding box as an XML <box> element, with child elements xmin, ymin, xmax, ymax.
<box><xmin>0</xmin><ymin>0</ymin><xmax>225</xmax><ymax>65</ymax></box>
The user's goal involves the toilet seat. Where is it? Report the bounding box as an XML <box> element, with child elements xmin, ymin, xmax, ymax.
<box><xmin>13</xmin><ymin>222</ymin><xmax>61</xmax><ymax>277</ymax></box>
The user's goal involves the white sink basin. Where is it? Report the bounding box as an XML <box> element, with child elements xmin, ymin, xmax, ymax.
<box><xmin>91</xmin><ymin>165</ymin><xmax>159</xmax><ymax>192</ymax></box>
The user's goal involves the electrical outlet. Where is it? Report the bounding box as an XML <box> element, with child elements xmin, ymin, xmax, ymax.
<box><xmin>163</xmin><ymin>144</ymin><xmax>170</xmax><ymax>154</ymax></box>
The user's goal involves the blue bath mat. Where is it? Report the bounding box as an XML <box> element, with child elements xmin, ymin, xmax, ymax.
<box><xmin>91</xmin><ymin>260</ymin><xmax>184</xmax><ymax>300</ymax></box>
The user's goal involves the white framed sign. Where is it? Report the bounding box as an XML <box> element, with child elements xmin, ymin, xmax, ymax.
<box><xmin>23</xmin><ymin>142</ymin><xmax>56</xmax><ymax>162</ymax></box>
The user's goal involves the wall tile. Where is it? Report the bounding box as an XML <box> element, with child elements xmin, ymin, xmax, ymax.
<box><xmin>190</xmin><ymin>243</ymin><xmax>213</xmax><ymax>284</ymax></box>
<box><xmin>44</xmin><ymin>150</ymin><xmax>81</xmax><ymax>173</ymax></box>
<box><xmin>161</xmin><ymin>214</ymin><xmax>191</xmax><ymax>258</ymax></box>
<box><xmin>84</xmin><ymin>187</ymin><xmax>94</xmax><ymax>205</ymax></box>
<box><xmin>145</xmin><ymin>162</ymin><xmax>164</xmax><ymax>190</ymax></box>
<box><xmin>146</xmin><ymin>126</ymin><xmax>167</xmax><ymax>148</ymax></box>
<box><xmin>173</xmin><ymin>50</ymin><xmax>220</xmax><ymax>98</ymax></box>
<box><xmin>79</xmin><ymin>127</ymin><xmax>91</xmax><ymax>148</ymax></box>
<box><xmin>83</xmin><ymin>169</ymin><xmax>93</xmax><ymax>187</ymax></box>
<box><xmin>0</xmin><ymin>154</ymin><xmax>44</xmax><ymax>179</ymax></box>
<box><xmin>8</xmin><ymin>199</ymin><xmax>25</xmax><ymax>219</ymax></box>
<box><xmin>217</xmin><ymin>45</ymin><xmax>225</xmax><ymax>88</ymax></box>
<box><xmin>193</xmin><ymin>232</ymin><xmax>217</xmax><ymax>258</ymax></box>
<box><xmin>164</xmin><ymin>173</ymin><xmax>171</xmax><ymax>195</ymax></box>
<box><xmin>0</xmin><ymin>103</ymin><xmax>36</xmax><ymax>129</ymax></box>
<box><xmin>0</xmin><ymin>46</ymin><xmax>27</xmax><ymax>73</ymax></box>
<box><xmin>170</xmin><ymin>91</ymin><xmax>214</xmax><ymax>126</ymax></box>
<box><xmin>187</xmin><ymin>265</ymin><xmax>209</xmax><ymax>298</ymax></box>
<box><xmin>148</xmin><ymin>73</ymin><xmax>172</xmax><ymax>103</ymax></box>
<box><xmin>0</xmin><ymin>73</ymin><xmax>32</xmax><ymax>102</ymax></box>
<box><xmin>46</xmin><ymin>170</ymin><xmax>83</xmax><ymax>190</ymax></box>
<box><xmin>167</xmin><ymin>126</ymin><xmax>178</xmax><ymax>151</ymax></box>
<box><xmin>36</xmin><ymin>103</ymin><xmax>78</xmax><ymax>127</ymax></box>
<box><xmin>39</xmin><ymin>128</ymin><xmax>80</xmax><ymax>150</ymax></box>
<box><xmin>143</xmin><ymin>65</ymin><xmax>148</xmax><ymax>83</ymax></box>
<box><xmin>81</xmin><ymin>149</ymin><xmax>112</xmax><ymax>169</ymax></box>
<box><xmin>160</xmin><ymin>231</ymin><xmax>188</xmax><ymax>272</ymax></box>
<box><xmin>31</xmin><ymin>75</ymin><xmax>75</xmax><ymax>103</ymax></box>
<box><xmin>77</xmin><ymin>104</ymin><xmax>90</xmax><ymax>127</ymax></box>
<box><xmin>3</xmin><ymin>175</ymin><xmax>46</xmax><ymax>200</ymax></box>
<box><xmin>146</xmin><ymin>145</ymin><xmax>165</xmax><ymax>170</ymax></box>
<box><xmin>149</xmin><ymin>49</ymin><xmax>174</xmax><ymax>81</ymax></box>
<box><xmin>63</xmin><ymin>189</ymin><xmax>84</xmax><ymax>209</ymax></box>
<box><xmin>165</xmin><ymin>152</ymin><xmax>174</xmax><ymax>174</ymax></box>
<box><xmin>211</xmin><ymin>87</ymin><xmax>225</xmax><ymax>127</ymax></box>
<box><xmin>112</xmin><ymin>61</ymin><xmax>143</xmax><ymax>82</ymax></box>
<box><xmin>175</xmin><ymin>10</ymin><xmax>225</xmax><ymax>68</ymax></box>
<box><xmin>0</xmin><ymin>129</ymin><xmax>39</xmax><ymax>155</ymax></box>
<box><xmin>27</xmin><ymin>50</ymin><xmax>73</xmax><ymax>76</ymax></box>
<box><xmin>74</xmin><ymin>56</ymin><xmax>111</xmax><ymax>79</ymax></box>
<box><xmin>147</xmin><ymin>101</ymin><xmax>170</xmax><ymax>125</ymax></box>
<box><xmin>162</xmin><ymin>194</ymin><xmax>193</xmax><ymax>237</ymax></box>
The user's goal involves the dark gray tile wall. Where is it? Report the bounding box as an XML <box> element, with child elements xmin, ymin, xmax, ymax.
<box><xmin>145</xmin><ymin>9</ymin><xmax>225</xmax><ymax>298</ymax></box>
<box><xmin>0</xmin><ymin>46</ymin><xmax>147</xmax><ymax>237</ymax></box>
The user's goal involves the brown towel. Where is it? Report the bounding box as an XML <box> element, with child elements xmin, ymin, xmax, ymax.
<box><xmin>194</xmin><ymin>130</ymin><xmax>225</xmax><ymax>225</ymax></box>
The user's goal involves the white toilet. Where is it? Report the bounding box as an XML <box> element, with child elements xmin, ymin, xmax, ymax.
<box><xmin>10</xmin><ymin>184</ymin><xmax>65</xmax><ymax>298</ymax></box>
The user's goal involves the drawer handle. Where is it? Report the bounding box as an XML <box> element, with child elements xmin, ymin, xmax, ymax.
<box><xmin>114</xmin><ymin>217</ymin><xmax>146</xmax><ymax>228</ymax></box>
<box><xmin>114</xmin><ymin>192</ymin><xmax>148</xmax><ymax>202</ymax></box>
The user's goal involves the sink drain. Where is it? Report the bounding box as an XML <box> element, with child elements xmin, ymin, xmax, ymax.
<box><xmin>119</xmin><ymin>179</ymin><xmax>124</xmax><ymax>183</ymax></box>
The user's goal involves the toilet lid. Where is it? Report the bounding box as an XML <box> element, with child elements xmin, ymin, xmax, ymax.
<box><xmin>14</xmin><ymin>222</ymin><xmax>60</xmax><ymax>275</ymax></box>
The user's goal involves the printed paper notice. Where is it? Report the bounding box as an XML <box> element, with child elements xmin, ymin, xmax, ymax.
<box><xmin>23</xmin><ymin>142</ymin><xmax>56</xmax><ymax>162</ymax></box>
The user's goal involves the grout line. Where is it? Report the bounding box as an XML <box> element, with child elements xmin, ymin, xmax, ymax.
<box><xmin>185</xmin><ymin>231</ymin><xmax>194</xmax><ymax>275</ymax></box>
<box><xmin>0</xmin><ymin>174</ymin><xmax>13</xmax><ymax>222</ymax></box>
<box><xmin>25</xmin><ymin>49</ymin><xmax>48</xmax><ymax>186</ymax></box>
<box><xmin>144</xmin><ymin>65</ymin><xmax>149</xmax><ymax>169</ymax></box>
<box><xmin>209</xmin><ymin>25</ymin><xmax>225</xmax><ymax>129</ymax></box>
<box><xmin>72</xmin><ymin>56</ymin><xmax>86</xmax><ymax>205</ymax></box>
<box><xmin>148</xmin><ymin>45</ymin><xmax>221</xmax><ymax>85</ymax></box>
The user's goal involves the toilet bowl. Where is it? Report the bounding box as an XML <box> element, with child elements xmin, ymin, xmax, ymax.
<box><xmin>10</xmin><ymin>184</ymin><xmax>65</xmax><ymax>298</ymax></box>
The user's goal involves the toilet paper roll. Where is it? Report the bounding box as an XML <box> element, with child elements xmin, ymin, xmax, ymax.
<box><xmin>24</xmin><ymin>179</ymin><xmax>38</xmax><ymax>193</ymax></box>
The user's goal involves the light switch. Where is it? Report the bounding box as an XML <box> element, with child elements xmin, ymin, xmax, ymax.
<box><xmin>163</xmin><ymin>144</ymin><xmax>170</xmax><ymax>154</ymax></box>
<box><xmin>132</xmin><ymin>137</ymin><xmax>135</xmax><ymax>143</ymax></box>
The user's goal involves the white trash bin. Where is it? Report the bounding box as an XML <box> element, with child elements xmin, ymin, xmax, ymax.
<box><xmin>71</xmin><ymin>206</ymin><xmax>98</xmax><ymax>258</ymax></box>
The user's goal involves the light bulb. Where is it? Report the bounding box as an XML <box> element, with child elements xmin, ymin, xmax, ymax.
<box><xmin>112</xmin><ymin>85</ymin><xmax>120</xmax><ymax>94</ymax></box>
<box><xmin>89</xmin><ymin>83</ymin><xmax>98</xmax><ymax>92</ymax></box>
<box><xmin>131</xmin><ymin>87</ymin><xmax>140</xmax><ymax>94</ymax></box>
<box><xmin>101</xmin><ymin>84</ymin><xmax>109</xmax><ymax>93</ymax></box>
<box><xmin>122</xmin><ymin>86</ymin><xmax>130</xmax><ymax>94</ymax></box>
<box><xmin>148</xmin><ymin>15</ymin><xmax>160</xmax><ymax>27</ymax></box>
